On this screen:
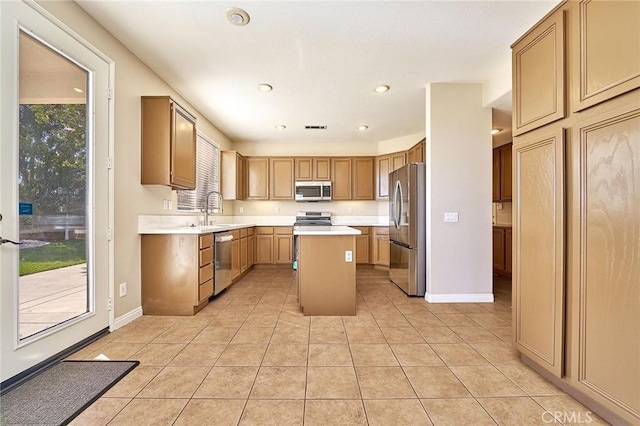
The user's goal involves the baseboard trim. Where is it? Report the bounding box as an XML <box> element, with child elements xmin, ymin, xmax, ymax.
<box><xmin>425</xmin><ymin>293</ymin><xmax>494</xmax><ymax>303</ymax></box>
<box><xmin>113</xmin><ymin>307</ymin><xmax>142</xmax><ymax>330</ymax></box>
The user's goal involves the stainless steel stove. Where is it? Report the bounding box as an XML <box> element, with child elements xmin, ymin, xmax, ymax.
<box><xmin>293</xmin><ymin>211</ymin><xmax>332</xmax><ymax>227</ymax></box>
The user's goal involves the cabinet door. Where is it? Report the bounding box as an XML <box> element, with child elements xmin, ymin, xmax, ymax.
<box><xmin>408</xmin><ymin>139</ymin><xmax>425</xmax><ymax>163</ymax></box>
<box><xmin>355</xmin><ymin>235</ymin><xmax>370</xmax><ymax>264</ymax></box>
<box><xmin>376</xmin><ymin>155</ymin><xmax>391</xmax><ymax>200</ymax></box>
<box><xmin>492</xmin><ymin>148</ymin><xmax>501</xmax><ymax>202</ymax></box>
<box><xmin>221</xmin><ymin>151</ymin><xmax>245</xmax><ymax>200</ymax></box>
<box><xmin>512</xmin><ymin>8</ymin><xmax>565</xmax><ymax>136</ymax></box>
<box><xmin>247</xmin><ymin>235</ymin><xmax>255</xmax><ymax>267</ymax></box>
<box><xmin>375</xmin><ymin>235</ymin><xmax>390</xmax><ymax>266</ymax></box>
<box><xmin>270</xmin><ymin>158</ymin><xmax>294</xmax><ymax>200</ymax></box>
<box><xmin>331</xmin><ymin>158</ymin><xmax>352</xmax><ymax>200</ymax></box>
<box><xmin>274</xmin><ymin>235</ymin><xmax>293</xmax><ymax>264</ymax></box>
<box><xmin>295</xmin><ymin>158</ymin><xmax>312</xmax><ymax>181</ymax></box>
<box><xmin>232</xmin><ymin>239</ymin><xmax>240</xmax><ymax>280</ymax></box>
<box><xmin>255</xmin><ymin>234</ymin><xmax>274</xmax><ymax>264</ymax></box>
<box><xmin>505</xmin><ymin>229</ymin><xmax>513</xmax><ymax>274</ymax></box>
<box><xmin>352</xmin><ymin>157</ymin><xmax>374</xmax><ymax>200</ymax></box>
<box><xmin>569</xmin><ymin>106</ymin><xmax>640</xmax><ymax>418</ymax></box>
<box><xmin>246</xmin><ymin>157</ymin><xmax>269</xmax><ymax>200</ymax></box>
<box><xmin>571</xmin><ymin>1</ymin><xmax>640</xmax><ymax>112</ymax></box>
<box><xmin>513</xmin><ymin>127</ymin><xmax>565</xmax><ymax>377</ymax></box>
<box><xmin>500</xmin><ymin>144</ymin><xmax>513</xmax><ymax>201</ymax></box>
<box><xmin>390</xmin><ymin>152</ymin><xmax>406</xmax><ymax>171</ymax></box>
<box><xmin>240</xmin><ymin>237</ymin><xmax>248</xmax><ymax>273</ymax></box>
<box><xmin>171</xmin><ymin>102</ymin><xmax>197</xmax><ymax>189</ymax></box>
<box><xmin>313</xmin><ymin>158</ymin><xmax>331</xmax><ymax>180</ymax></box>
<box><xmin>492</xmin><ymin>228</ymin><xmax>506</xmax><ymax>272</ymax></box>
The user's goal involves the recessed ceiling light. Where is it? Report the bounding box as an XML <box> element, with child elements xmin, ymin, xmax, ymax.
<box><xmin>275</xmin><ymin>124</ymin><xmax>286</xmax><ymax>130</ymax></box>
<box><xmin>491</xmin><ymin>128</ymin><xmax>502</xmax><ymax>135</ymax></box>
<box><xmin>226</xmin><ymin>8</ymin><xmax>250</xmax><ymax>26</ymax></box>
<box><xmin>257</xmin><ymin>84</ymin><xmax>273</xmax><ymax>92</ymax></box>
<box><xmin>72</xmin><ymin>87</ymin><xmax>84</xmax><ymax>93</ymax></box>
<box><xmin>374</xmin><ymin>85</ymin><xmax>390</xmax><ymax>93</ymax></box>
<box><xmin>357</xmin><ymin>125</ymin><xmax>369</xmax><ymax>131</ymax></box>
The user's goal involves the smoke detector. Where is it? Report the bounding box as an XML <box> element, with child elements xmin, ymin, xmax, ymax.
<box><xmin>227</xmin><ymin>8</ymin><xmax>250</xmax><ymax>26</ymax></box>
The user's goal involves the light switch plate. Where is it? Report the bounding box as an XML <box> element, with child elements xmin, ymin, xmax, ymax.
<box><xmin>444</xmin><ymin>212</ymin><xmax>459</xmax><ymax>223</ymax></box>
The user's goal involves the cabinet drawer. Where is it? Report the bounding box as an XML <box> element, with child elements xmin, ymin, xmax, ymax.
<box><xmin>240</xmin><ymin>228</ymin><xmax>248</xmax><ymax>238</ymax></box>
<box><xmin>199</xmin><ymin>279</ymin><xmax>213</xmax><ymax>303</ymax></box>
<box><xmin>247</xmin><ymin>227</ymin><xmax>255</xmax><ymax>236</ymax></box>
<box><xmin>199</xmin><ymin>263</ymin><xmax>213</xmax><ymax>284</ymax></box>
<box><xmin>275</xmin><ymin>226</ymin><xmax>293</xmax><ymax>235</ymax></box>
<box><xmin>199</xmin><ymin>247</ymin><xmax>213</xmax><ymax>266</ymax></box>
<box><xmin>199</xmin><ymin>233</ymin><xmax>213</xmax><ymax>249</ymax></box>
<box><xmin>256</xmin><ymin>226</ymin><xmax>274</xmax><ymax>235</ymax></box>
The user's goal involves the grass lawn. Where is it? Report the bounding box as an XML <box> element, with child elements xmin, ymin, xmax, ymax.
<box><xmin>20</xmin><ymin>240</ymin><xmax>86</xmax><ymax>276</ymax></box>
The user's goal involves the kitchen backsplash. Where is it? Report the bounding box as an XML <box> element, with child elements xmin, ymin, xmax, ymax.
<box><xmin>231</xmin><ymin>200</ymin><xmax>385</xmax><ymax>217</ymax></box>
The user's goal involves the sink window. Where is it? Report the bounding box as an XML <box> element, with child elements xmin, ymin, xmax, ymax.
<box><xmin>177</xmin><ymin>132</ymin><xmax>220</xmax><ymax>212</ymax></box>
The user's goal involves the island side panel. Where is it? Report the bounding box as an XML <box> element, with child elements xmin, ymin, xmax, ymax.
<box><xmin>141</xmin><ymin>234</ymin><xmax>199</xmax><ymax>315</ymax></box>
<box><xmin>298</xmin><ymin>235</ymin><xmax>356</xmax><ymax>316</ymax></box>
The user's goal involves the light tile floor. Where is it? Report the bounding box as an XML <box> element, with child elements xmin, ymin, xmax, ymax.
<box><xmin>68</xmin><ymin>269</ymin><xmax>607</xmax><ymax>425</ymax></box>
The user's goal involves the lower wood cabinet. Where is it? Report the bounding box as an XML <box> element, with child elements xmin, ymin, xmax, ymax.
<box><xmin>231</xmin><ymin>236</ymin><xmax>240</xmax><ymax>281</ymax></box>
<box><xmin>141</xmin><ymin>233</ymin><xmax>214</xmax><ymax>316</ymax></box>
<box><xmin>254</xmin><ymin>226</ymin><xmax>293</xmax><ymax>265</ymax></box>
<box><xmin>492</xmin><ymin>226</ymin><xmax>511</xmax><ymax>277</ymax></box>
<box><xmin>352</xmin><ymin>227</ymin><xmax>370</xmax><ymax>264</ymax></box>
<box><xmin>371</xmin><ymin>227</ymin><xmax>390</xmax><ymax>267</ymax></box>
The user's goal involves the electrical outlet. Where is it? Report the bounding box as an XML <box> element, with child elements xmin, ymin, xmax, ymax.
<box><xmin>162</xmin><ymin>199</ymin><xmax>168</xmax><ymax>210</ymax></box>
<box><xmin>348</xmin><ymin>207</ymin><xmax>353</xmax><ymax>214</ymax></box>
<box><xmin>444</xmin><ymin>212</ymin><xmax>459</xmax><ymax>223</ymax></box>
<box><xmin>345</xmin><ymin>251</ymin><xmax>353</xmax><ymax>262</ymax></box>
<box><xmin>119</xmin><ymin>282</ymin><xmax>127</xmax><ymax>297</ymax></box>
<box><xmin>168</xmin><ymin>200</ymin><xmax>173</xmax><ymax>210</ymax></box>
<box><xmin>239</xmin><ymin>207</ymin><xmax>244</xmax><ymax>213</ymax></box>
<box><xmin>275</xmin><ymin>207</ymin><xmax>280</xmax><ymax>214</ymax></box>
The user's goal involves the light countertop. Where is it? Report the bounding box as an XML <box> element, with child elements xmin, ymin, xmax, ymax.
<box><xmin>139</xmin><ymin>223</ymin><xmax>256</xmax><ymax>235</ymax></box>
<box><xmin>294</xmin><ymin>225</ymin><xmax>361</xmax><ymax>236</ymax></box>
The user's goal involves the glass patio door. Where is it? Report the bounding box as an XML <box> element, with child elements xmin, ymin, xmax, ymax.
<box><xmin>1</xmin><ymin>1</ymin><xmax>112</xmax><ymax>383</ymax></box>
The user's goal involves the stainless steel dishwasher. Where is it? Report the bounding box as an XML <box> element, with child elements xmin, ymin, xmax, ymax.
<box><xmin>214</xmin><ymin>231</ymin><xmax>233</xmax><ymax>295</ymax></box>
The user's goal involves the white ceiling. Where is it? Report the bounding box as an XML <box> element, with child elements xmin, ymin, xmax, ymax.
<box><xmin>76</xmin><ymin>0</ymin><xmax>558</xmax><ymax>144</ymax></box>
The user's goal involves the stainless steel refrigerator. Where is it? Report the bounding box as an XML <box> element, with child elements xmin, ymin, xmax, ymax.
<box><xmin>389</xmin><ymin>163</ymin><xmax>426</xmax><ymax>296</ymax></box>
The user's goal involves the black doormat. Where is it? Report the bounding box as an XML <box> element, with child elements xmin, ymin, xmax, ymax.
<box><xmin>0</xmin><ymin>360</ymin><xmax>138</xmax><ymax>425</ymax></box>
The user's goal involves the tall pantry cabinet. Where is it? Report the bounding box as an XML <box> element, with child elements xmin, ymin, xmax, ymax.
<box><xmin>511</xmin><ymin>1</ymin><xmax>639</xmax><ymax>424</ymax></box>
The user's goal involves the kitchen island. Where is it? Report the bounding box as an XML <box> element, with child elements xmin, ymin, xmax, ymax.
<box><xmin>295</xmin><ymin>225</ymin><xmax>361</xmax><ymax>316</ymax></box>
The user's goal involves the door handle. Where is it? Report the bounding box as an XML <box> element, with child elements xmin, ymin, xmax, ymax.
<box><xmin>0</xmin><ymin>237</ymin><xmax>22</xmax><ymax>245</ymax></box>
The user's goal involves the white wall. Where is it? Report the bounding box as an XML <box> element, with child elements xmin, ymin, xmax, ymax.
<box><xmin>38</xmin><ymin>1</ymin><xmax>233</xmax><ymax>318</ymax></box>
<box><xmin>425</xmin><ymin>83</ymin><xmax>493</xmax><ymax>302</ymax></box>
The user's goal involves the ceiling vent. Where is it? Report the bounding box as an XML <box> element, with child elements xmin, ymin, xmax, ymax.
<box><xmin>305</xmin><ymin>125</ymin><xmax>327</xmax><ymax>130</ymax></box>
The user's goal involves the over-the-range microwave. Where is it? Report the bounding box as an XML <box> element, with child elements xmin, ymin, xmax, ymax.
<box><xmin>295</xmin><ymin>181</ymin><xmax>332</xmax><ymax>202</ymax></box>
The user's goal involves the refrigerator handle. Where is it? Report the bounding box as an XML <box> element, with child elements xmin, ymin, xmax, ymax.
<box><xmin>393</xmin><ymin>180</ymin><xmax>402</xmax><ymax>230</ymax></box>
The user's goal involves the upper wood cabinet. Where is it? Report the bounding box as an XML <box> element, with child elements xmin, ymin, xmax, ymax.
<box><xmin>571</xmin><ymin>1</ymin><xmax>640</xmax><ymax>112</ymax></box>
<box><xmin>295</xmin><ymin>158</ymin><xmax>331</xmax><ymax>181</ymax></box>
<box><xmin>221</xmin><ymin>151</ymin><xmax>245</xmax><ymax>200</ymax></box>
<box><xmin>492</xmin><ymin>143</ymin><xmax>512</xmax><ymax>202</ymax></box>
<box><xmin>331</xmin><ymin>158</ymin><xmax>352</xmax><ymax>200</ymax></box>
<box><xmin>270</xmin><ymin>158</ymin><xmax>294</xmax><ymax>200</ymax></box>
<box><xmin>376</xmin><ymin>151</ymin><xmax>406</xmax><ymax>200</ymax></box>
<box><xmin>352</xmin><ymin>157</ymin><xmax>374</xmax><ymax>200</ymax></box>
<box><xmin>512</xmin><ymin>8</ymin><xmax>565</xmax><ymax>136</ymax></box>
<box><xmin>246</xmin><ymin>157</ymin><xmax>269</xmax><ymax>200</ymax></box>
<box><xmin>407</xmin><ymin>139</ymin><xmax>425</xmax><ymax>163</ymax></box>
<box><xmin>141</xmin><ymin>96</ymin><xmax>196</xmax><ymax>190</ymax></box>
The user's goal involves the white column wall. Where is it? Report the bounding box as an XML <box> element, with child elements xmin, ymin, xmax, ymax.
<box><xmin>425</xmin><ymin>83</ymin><xmax>493</xmax><ymax>302</ymax></box>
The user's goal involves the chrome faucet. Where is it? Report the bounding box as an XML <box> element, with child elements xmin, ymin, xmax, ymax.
<box><xmin>204</xmin><ymin>190</ymin><xmax>223</xmax><ymax>226</ymax></box>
